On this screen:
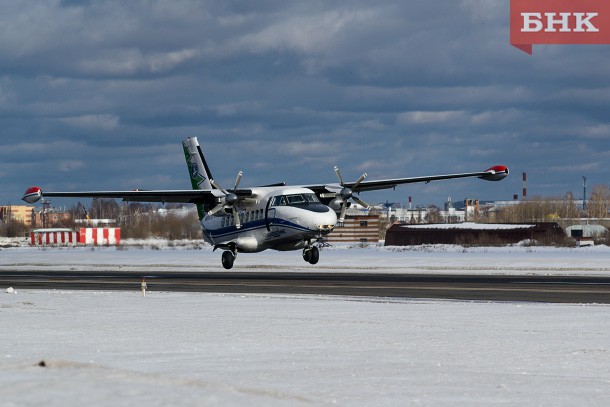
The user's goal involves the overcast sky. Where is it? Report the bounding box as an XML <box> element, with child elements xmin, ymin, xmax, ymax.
<box><xmin>2</xmin><ymin>0</ymin><xmax>609</xmax><ymax>208</ymax></box>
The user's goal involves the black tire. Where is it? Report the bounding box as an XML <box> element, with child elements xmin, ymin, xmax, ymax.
<box><xmin>221</xmin><ymin>251</ymin><xmax>235</xmax><ymax>269</ymax></box>
<box><xmin>308</xmin><ymin>246</ymin><xmax>319</xmax><ymax>265</ymax></box>
<box><xmin>302</xmin><ymin>248</ymin><xmax>312</xmax><ymax>263</ymax></box>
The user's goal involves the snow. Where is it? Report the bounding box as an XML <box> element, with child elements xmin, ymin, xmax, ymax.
<box><xmin>2</xmin><ymin>291</ymin><xmax>610</xmax><ymax>406</ymax></box>
<box><xmin>1</xmin><ymin>241</ymin><xmax>610</xmax><ymax>405</ymax></box>
<box><xmin>1</xmin><ymin>238</ymin><xmax>609</xmax><ymax>276</ymax></box>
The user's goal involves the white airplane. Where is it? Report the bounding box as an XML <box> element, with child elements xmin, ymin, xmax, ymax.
<box><xmin>23</xmin><ymin>137</ymin><xmax>509</xmax><ymax>269</ymax></box>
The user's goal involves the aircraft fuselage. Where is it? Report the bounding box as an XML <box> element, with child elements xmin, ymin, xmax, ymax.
<box><xmin>201</xmin><ymin>186</ymin><xmax>337</xmax><ymax>253</ymax></box>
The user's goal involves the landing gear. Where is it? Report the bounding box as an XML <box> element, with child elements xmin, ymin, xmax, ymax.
<box><xmin>302</xmin><ymin>245</ymin><xmax>319</xmax><ymax>265</ymax></box>
<box><xmin>221</xmin><ymin>250</ymin><xmax>236</xmax><ymax>269</ymax></box>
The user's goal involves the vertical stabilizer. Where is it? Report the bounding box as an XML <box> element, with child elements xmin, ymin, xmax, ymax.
<box><xmin>182</xmin><ymin>137</ymin><xmax>214</xmax><ymax>221</ymax></box>
<box><xmin>182</xmin><ymin>137</ymin><xmax>214</xmax><ymax>191</ymax></box>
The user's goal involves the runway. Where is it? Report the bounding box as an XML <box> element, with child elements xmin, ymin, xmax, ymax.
<box><xmin>2</xmin><ymin>270</ymin><xmax>610</xmax><ymax>303</ymax></box>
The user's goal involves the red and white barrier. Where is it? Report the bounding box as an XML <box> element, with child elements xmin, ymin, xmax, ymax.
<box><xmin>78</xmin><ymin>228</ymin><xmax>121</xmax><ymax>246</ymax></box>
<box><xmin>31</xmin><ymin>229</ymin><xmax>78</xmax><ymax>246</ymax></box>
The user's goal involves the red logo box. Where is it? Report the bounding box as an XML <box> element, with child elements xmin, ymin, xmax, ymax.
<box><xmin>510</xmin><ymin>0</ymin><xmax>610</xmax><ymax>54</ymax></box>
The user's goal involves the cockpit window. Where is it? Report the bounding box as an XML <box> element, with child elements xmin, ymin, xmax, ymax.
<box><xmin>304</xmin><ymin>194</ymin><xmax>320</xmax><ymax>203</ymax></box>
<box><xmin>286</xmin><ymin>195</ymin><xmax>306</xmax><ymax>205</ymax></box>
<box><xmin>271</xmin><ymin>196</ymin><xmax>286</xmax><ymax>206</ymax></box>
<box><xmin>271</xmin><ymin>193</ymin><xmax>320</xmax><ymax>207</ymax></box>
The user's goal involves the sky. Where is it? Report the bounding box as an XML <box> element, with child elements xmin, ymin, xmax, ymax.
<box><xmin>1</xmin><ymin>0</ymin><xmax>609</xmax><ymax>208</ymax></box>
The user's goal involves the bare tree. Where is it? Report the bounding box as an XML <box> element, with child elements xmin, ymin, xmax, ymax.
<box><xmin>588</xmin><ymin>185</ymin><xmax>610</xmax><ymax>219</ymax></box>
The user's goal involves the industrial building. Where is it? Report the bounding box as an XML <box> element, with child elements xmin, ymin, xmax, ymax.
<box><xmin>384</xmin><ymin>222</ymin><xmax>566</xmax><ymax>246</ymax></box>
<box><xmin>564</xmin><ymin>224</ymin><xmax>608</xmax><ymax>239</ymax></box>
<box><xmin>326</xmin><ymin>214</ymin><xmax>381</xmax><ymax>244</ymax></box>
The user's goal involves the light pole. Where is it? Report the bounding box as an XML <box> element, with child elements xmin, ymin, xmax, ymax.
<box><xmin>582</xmin><ymin>176</ymin><xmax>587</xmax><ymax>212</ymax></box>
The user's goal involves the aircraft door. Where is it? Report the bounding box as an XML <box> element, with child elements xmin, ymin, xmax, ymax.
<box><xmin>265</xmin><ymin>198</ymin><xmax>274</xmax><ymax>231</ymax></box>
<box><xmin>266</xmin><ymin>208</ymin><xmax>275</xmax><ymax>231</ymax></box>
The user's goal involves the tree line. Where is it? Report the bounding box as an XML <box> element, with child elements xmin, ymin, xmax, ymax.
<box><xmin>2</xmin><ymin>184</ymin><xmax>609</xmax><ymax>240</ymax></box>
<box><xmin>0</xmin><ymin>200</ymin><xmax>201</xmax><ymax>239</ymax></box>
<box><xmin>490</xmin><ymin>185</ymin><xmax>610</xmax><ymax>228</ymax></box>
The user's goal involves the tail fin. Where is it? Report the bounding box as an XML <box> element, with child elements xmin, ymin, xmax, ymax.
<box><xmin>182</xmin><ymin>137</ymin><xmax>214</xmax><ymax>221</ymax></box>
<box><xmin>182</xmin><ymin>137</ymin><xmax>214</xmax><ymax>191</ymax></box>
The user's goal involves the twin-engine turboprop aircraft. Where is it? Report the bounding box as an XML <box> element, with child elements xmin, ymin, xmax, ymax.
<box><xmin>23</xmin><ymin>137</ymin><xmax>509</xmax><ymax>269</ymax></box>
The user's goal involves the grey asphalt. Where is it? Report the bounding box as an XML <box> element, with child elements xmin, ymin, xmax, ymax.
<box><xmin>2</xmin><ymin>270</ymin><xmax>610</xmax><ymax>303</ymax></box>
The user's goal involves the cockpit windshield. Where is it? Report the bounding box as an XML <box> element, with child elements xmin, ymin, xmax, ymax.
<box><xmin>271</xmin><ymin>193</ymin><xmax>321</xmax><ymax>207</ymax></box>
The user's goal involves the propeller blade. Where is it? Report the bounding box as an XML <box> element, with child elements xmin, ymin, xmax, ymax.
<box><xmin>210</xmin><ymin>179</ymin><xmax>228</xmax><ymax>195</ymax></box>
<box><xmin>338</xmin><ymin>203</ymin><xmax>347</xmax><ymax>224</ymax></box>
<box><xmin>234</xmin><ymin>171</ymin><xmax>243</xmax><ymax>190</ymax></box>
<box><xmin>352</xmin><ymin>173</ymin><xmax>367</xmax><ymax>190</ymax></box>
<box><xmin>208</xmin><ymin>202</ymin><xmax>225</xmax><ymax>215</ymax></box>
<box><xmin>352</xmin><ymin>196</ymin><xmax>371</xmax><ymax>209</ymax></box>
<box><xmin>233</xmin><ymin>208</ymin><xmax>241</xmax><ymax>229</ymax></box>
<box><xmin>333</xmin><ymin>166</ymin><xmax>344</xmax><ymax>186</ymax></box>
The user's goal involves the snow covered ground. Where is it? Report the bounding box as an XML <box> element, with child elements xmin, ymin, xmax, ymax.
<box><xmin>2</xmin><ymin>240</ymin><xmax>610</xmax><ymax>405</ymax></box>
<box><xmin>1</xmin><ymin>237</ymin><xmax>610</xmax><ymax>275</ymax></box>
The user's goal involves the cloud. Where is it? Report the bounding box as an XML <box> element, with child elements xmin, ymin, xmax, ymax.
<box><xmin>549</xmin><ymin>162</ymin><xmax>602</xmax><ymax>173</ymax></box>
<box><xmin>57</xmin><ymin>160</ymin><xmax>85</xmax><ymax>172</ymax></box>
<box><xmin>396</xmin><ymin>111</ymin><xmax>467</xmax><ymax>125</ymax></box>
<box><xmin>235</xmin><ymin>9</ymin><xmax>376</xmax><ymax>55</ymax></box>
<box><xmin>1</xmin><ymin>1</ymin><xmax>609</xmax><ymax>206</ymax></box>
<box><xmin>59</xmin><ymin>114</ymin><xmax>120</xmax><ymax>130</ymax></box>
<box><xmin>77</xmin><ymin>48</ymin><xmax>200</xmax><ymax>76</ymax></box>
<box><xmin>582</xmin><ymin>124</ymin><xmax>610</xmax><ymax>139</ymax></box>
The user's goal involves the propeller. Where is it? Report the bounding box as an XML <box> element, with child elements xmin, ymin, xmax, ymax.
<box><xmin>208</xmin><ymin>171</ymin><xmax>244</xmax><ymax>229</ymax></box>
<box><xmin>322</xmin><ymin>166</ymin><xmax>372</xmax><ymax>223</ymax></box>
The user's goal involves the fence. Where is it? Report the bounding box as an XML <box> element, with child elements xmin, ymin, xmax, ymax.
<box><xmin>30</xmin><ymin>228</ymin><xmax>121</xmax><ymax>246</ymax></box>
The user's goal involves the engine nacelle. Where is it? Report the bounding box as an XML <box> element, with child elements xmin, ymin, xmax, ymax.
<box><xmin>22</xmin><ymin>186</ymin><xmax>43</xmax><ymax>204</ymax></box>
<box><xmin>328</xmin><ymin>198</ymin><xmax>351</xmax><ymax>212</ymax></box>
<box><xmin>236</xmin><ymin>236</ymin><xmax>258</xmax><ymax>253</ymax></box>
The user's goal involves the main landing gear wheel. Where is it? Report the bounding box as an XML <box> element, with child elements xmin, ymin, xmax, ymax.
<box><xmin>303</xmin><ymin>246</ymin><xmax>319</xmax><ymax>265</ymax></box>
<box><xmin>221</xmin><ymin>251</ymin><xmax>235</xmax><ymax>269</ymax></box>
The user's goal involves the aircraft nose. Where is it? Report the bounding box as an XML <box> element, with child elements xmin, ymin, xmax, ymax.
<box><xmin>312</xmin><ymin>208</ymin><xmax>337</xmax><ymax>234</ymax></box>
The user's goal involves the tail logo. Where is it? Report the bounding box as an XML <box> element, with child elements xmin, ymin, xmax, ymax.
<box><xmin>183</xmin><ymin>143</ymin><xmax>208</xmax><ymax>190</ymax></box>
<box><xmin>189</xmin><ymin>161</ymin><xmax>207</xmax><ymax>188</ymax></box>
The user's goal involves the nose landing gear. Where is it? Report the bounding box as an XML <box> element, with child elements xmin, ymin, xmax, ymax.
<box><xmin>302</xmin><ymin>245</ymin><xmax>320</xmax><ymax>265</ymax></box>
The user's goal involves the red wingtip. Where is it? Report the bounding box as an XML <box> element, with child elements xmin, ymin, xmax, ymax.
<box><xmin>485</xmin><ymin>165</ymin><xmax>509</xmax><ymax>174</ymax></box>
<box><xmin>481</xmin><ymin>166</ymin><xmax>509</xmax><ymax>181</ymax></box>
<box><xmin>22</xmin><ymin>186</ymin><xmax>42</xmax><ymax>203</ymax></box>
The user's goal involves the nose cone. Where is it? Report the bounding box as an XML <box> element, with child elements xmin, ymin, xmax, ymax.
<box><xmin>310</xmin><ymin>207</ymin><xmax>337</xmax><ymax>235</ymax></box>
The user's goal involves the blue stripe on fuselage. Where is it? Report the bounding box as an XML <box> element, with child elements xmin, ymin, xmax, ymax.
<box><xmin>205</xmin><ymin>217</ymin><xmax>314</xmax><ymax>240</ymax></box>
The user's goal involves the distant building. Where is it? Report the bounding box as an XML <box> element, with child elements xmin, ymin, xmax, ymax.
<box><xmin>0</xmin><ymin>205</ymin><xmax>72</xmax><ymax>228</ymax></box>
<box><xmin>565</xmin><ymin>224</ymin><xmax>608</xmax><ymax>239</ymax></box>
<box><xmin>327</xmin><ymin>214</ymin><xmax>380</xmax><ymax>244</ymax></box>
<box><xmin>385</xmin><ymin>222</ymin><xmax>566</xmax><ymax>246</ymax></box>
<box><xmin>33</xmin><ymin>210</ymin><xmax>72</xmax><ymax>228</ymax></box>
<box><xmin>0</xmin><ymin>205</ymin><xmax>35</xmax><ymax>227</ymax></box>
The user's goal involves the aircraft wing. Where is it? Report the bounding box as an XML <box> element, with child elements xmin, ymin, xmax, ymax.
<box><xmin>305</xmin><ymin>165</ymin><xmax>509</xmax><ymax>195</ymax></box>
<box><xmin>22</xmin><ymin>186</ymin><xmax>253</xmax><ymax>208</ymax></box>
